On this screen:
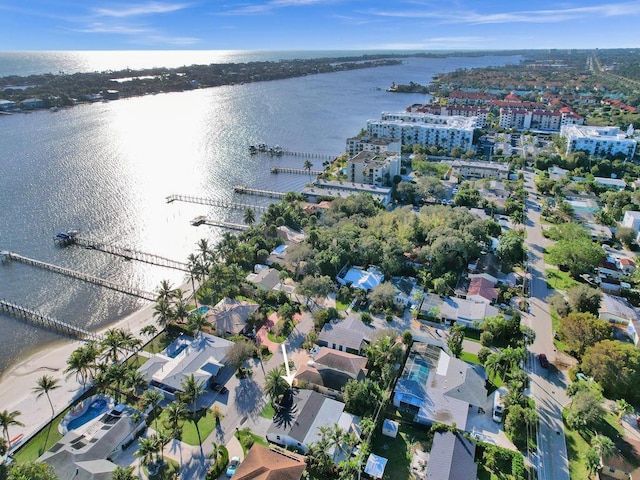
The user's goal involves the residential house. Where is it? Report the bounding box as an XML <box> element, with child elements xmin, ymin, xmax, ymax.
<box><xmin>39</xmin><ymin>404</ymin><xmax>145</xmax><ymax>480</ymax></box>
<box><xmin>294</xmin><ymin>347</ymin><xmax>367</xmax><ymax>391</ymax></box>
<box><xmin>209</xmin><ymin>297</ymin><xmax>259</xmax><ymax>336</ymax></box>
<box><xmin>598</xmin><ymin>259</ymin><xmax>623</xmax><ymax>279</ymax></box>
<box><xmin>440</xmin><ymin>297</ymin><xmax>499</xmax><ymax>329</ymax></box>
<box><xmin>617</xmin><ymin>257</ymin><xmax>636</xmax><ymax>275</ymax></box>
<box><xmin>246</xmin><ymin>266</ymin><xmax>282</xmax><ymax>291</ymax></box>
<box><xmin>594</xmin><ymin>177</ymin><xmax>627</xmax><ymax>191</ymax></box>
<box><xmin>266</xmin><ymin>390</ymin><xmax>360</xmax><ymax>459</ymax></box>
<box><xmin>419</xmin><ymin>293</ymin><xmax>444</xmax><ymax>319</ymax></box>
<box><xmin>622</xmin><ymin>211</ymin><xmax>640</xmax><ymax>242</ymax></box>
<box><xmin>277</xmin><ymin>226</ymin><xmax>306</xmax><ymax>243</ymax></box>
<box><xmin>393</xmin><ymin>341</ymin><xmax>488</xmax><ymax>429</ymax></box>
<box><xmin>0</xmin><ymin>99</ymin><xmax>16</xmax><ymax>111</ymax></box>
<box><xmin>20</xmin><ymin>97</ymin><xmax>45</xmax><ymax>109</ymax></box>
<box><xmin>390</xmin><ymin>276</ymin><xmax>422</xmax><ymax>308</ymax></box>
<box><xmin>137</xmin><ymin>333</ymin><xmax>233</xmax><ymax>398</ymax></box>
<box><xmin>599</xmin><ymin>294</ymin><xmax>640</xmax><ymax>347</ymax></box>
<box><xmin>466</xmin><ymin>276</ymin><xmax>498</xmax><ymax>304</ymax></box>
<box><xmin>337</xmin><ymin>265</ymin><xmax>384</xmax><ymax>291</ymax></box>
<box><xmin>425</xmin><ymin>431</ymin><xmax>478</xmax><ymax>480</ymax></box>
<box><xmin>317</xmin><ymin>316</ymin><xmax>373</xmax><ymax>354</ymax></box>
<box><xmin>231</xmin><ymin>444</ymin><xmax>307</xmax><ymax>480</ymax></box>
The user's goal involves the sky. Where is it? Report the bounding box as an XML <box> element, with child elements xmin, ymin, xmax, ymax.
<box><xmin>0</xmin><ymin>0</ymin><xmax>639</xmax><ymax>51</ymax></box>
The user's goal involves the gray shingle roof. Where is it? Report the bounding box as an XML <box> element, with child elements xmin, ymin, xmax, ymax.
<box><xmin>426</xmin><ymin>432</ymin><xmax>477</xmax><ymax>480</ymax></box>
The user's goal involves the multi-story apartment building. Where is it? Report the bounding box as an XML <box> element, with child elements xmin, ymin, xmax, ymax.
<box><xmin>407</xmin><ymin>104</ymin><xmax>488</xmax><ymax>128</ymax></box>
<box><xmin>346</xmin><ymin>151</ymin><xmax>400</xmax><ymax>186</ymax></box>
<box><xmin>447</xmin><ymin>90</ymin><xmax>497</xmax><ymax>105</ymax></box>
<box><xmin>366</xmin><ymin>112</ymin><xmax>476</xmax><ymax>152</ymax></box>
<box><xmin>499</xmin><ymin>108</ymin><xmax>564</xmax><ymax>131</ymax></box>
<box><xmin>560</xmin><ymin>124</ymin><xmax>637</xmax><ymax>159</ymax></box>
<box><xmin>345</xmin><ymin>136</ymin><xmax>401</xmax><ymax>157</ymax></box>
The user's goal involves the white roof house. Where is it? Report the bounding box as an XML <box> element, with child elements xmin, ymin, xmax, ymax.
<box><xmin>138</xmin><ymin>333</ymin><xmax>233</xmax><ymax>396</ymax></box>
<box><xmin>440</xmin><ymin>297</ymin><xmax>499</xmax><ymax>329</ymax></box>
<box><xmin>599</xmin><ymin>293</ymin><xmax>640</xmax><ymax>347</ymax></box>
<box><xmin>337</xmin><ymin>265</ymin><xmax>384</xmax><ymax>290</ymax></box>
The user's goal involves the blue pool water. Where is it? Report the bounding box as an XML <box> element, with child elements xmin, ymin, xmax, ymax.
<box><xmin>197</xmin><ymin>306</ymin><xmax>210</xmax><ymax>315</ymax></box>
<box><xmin>407</xmin><ymin>358</ymin><xmax>431</xmax><ymax>384</ymax></box>
<box><xmin>67</xmin><ymin>398</ymin><xmax>108</xmax><ymax>431</ymax></box>
<box><xmin>167</xmin><ymin>343</ymin><xmax>188</xmax><ymax>358</ymax></box>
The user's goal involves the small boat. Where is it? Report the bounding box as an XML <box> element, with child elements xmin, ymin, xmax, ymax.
<box><xmin>10</xmin><ymin>433</ymin><xmax>24</xmax><ymax>446</ymax></box>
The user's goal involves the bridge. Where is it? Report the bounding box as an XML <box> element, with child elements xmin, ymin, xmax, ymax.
<box><xmin>0</xmin><ymin>299</ymin><xmax>102</xmax><ymax>341</ymax></box>
<box><xmin>166</xmin><ymin>194</ymin><xmax>269</xmax><ymax>212</ymax></box>
<box><xmin>2</xmin><ymin>251</ymin><xmax>156</xmax><ymax>301</ymax></box>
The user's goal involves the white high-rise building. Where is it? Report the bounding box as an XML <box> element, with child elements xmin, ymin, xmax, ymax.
<box><xmin>366</xmin><ymin>112</ymin><xmax>476</xmax><ymax>152</ymax></box>
<box><xmin>560</xmin><ymin>124</ymin><xmax>637</xmax><ymax>159</ymax></box>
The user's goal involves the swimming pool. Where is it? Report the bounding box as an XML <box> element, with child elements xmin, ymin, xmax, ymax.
<box><xmin>405</xmin><ymin>356</ymin><xmax>431</xmax><ymax>384</ymax></box>
<box><xmin>167</xmin><ymin>343</ymin><xmax>188</xmax><ymax>358</ymax></box>
<box><xmin>60</xmin><ymin>396</ymin><xmax>114</xmax><ymax>434</ymax></box>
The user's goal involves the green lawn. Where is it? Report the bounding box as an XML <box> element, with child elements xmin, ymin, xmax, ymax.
<box><xmin>155</xmin><ymin>407</ymin><xmax>218</xmax><ymax>446</ymax></box>
<box><xmin>370</xmin><ymin>421</ymin><xmax>433</xmax><ymax>480</ymax></box>
<box><xmin>260</xmin><ymin>403</ymin><xmax>275</xmax><ymax>419</ymax></box>
<box><xmin>546</xmin><ymin>268</ymin><xmax>580</xmax><ymax>291</ymax></box>
<box><xmin>12</xmin><ymin>413</ymin><xmax>66</xmax><ymax>463</ymax></box>
<box><xmin>235</xmin><ymin>428</ymin><xmax>269</xmax><ymax>455</ymax></box>
<box><xmin>460</xmin><ymin>352</ymin><xmax>480</xmax><ymax>364</ymax></box>
<box><xmin>563</xmin><ymin>409</ymin><xmax>627</xmax><ymax>480</ymax></box>
<box><xmin>147</xmin><ymin>458</ymin><xmax>180</xmax><ymax>480</ymax></box>
<box><xmin>142</xmin><ymin>329</ymin><xmax>182</xmax><ymax>354</ymax></box>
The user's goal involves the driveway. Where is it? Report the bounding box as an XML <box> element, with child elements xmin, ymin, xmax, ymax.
<box><xmin>466</xmin><ymin>392</ymin><xmax>517</xmax><ymax>451</ymax></box>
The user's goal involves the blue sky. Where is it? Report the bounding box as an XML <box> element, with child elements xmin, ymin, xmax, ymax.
<box><xmin>0</xmin><ymin>0</ymin><xmax>639</xmax><ymax>50</ymax></box>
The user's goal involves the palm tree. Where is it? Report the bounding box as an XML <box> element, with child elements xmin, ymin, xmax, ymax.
<box><xmin>197</xmin><ymin>238</ymin><xmax>212</xmax><ymax>269</ymax></box>
<box><xmin>591</xmin><ymin>433</ymin><xmax>616</xmax><ymax>459</ymax></box>
<box><xmin>211</xmin><ymin>404</ymin><xmax>225</xmax><ymax>425</ymax></box>
<box><xmin>187</xmin><ymin>311</ymin><xmax>208</xmax><ymax>337</ymax></box>
<box><xmin>243</xmin><ymin>207</ymin><xmax>255</xmax><ymax>226</ymax></box>
<box><xmin>140</xmin><ymin>389</ymin><xmax>164</xmax><ymax>431</ymax></box>
<box><xmin>156</xmin><ymin>279</ymin><xmax>176</xmax><ymax>304</ymax></box>
<box><xmin>101</xmin><ymin>328</ymin><xmax>134</xmax><ymax>363</ymax></box>
<box><xmin>164</xmin><ymin>400</ymin><xmax>187</xmax><ymax>440</ymax></box>
<box><xmin>135</xmin><ymin>436</ymin><xmax>158</xmax><ymax>471</ymax></box>
<box><xmin>264</xmin><ymin>366</ymin><xmax>289</xmax><ymax>406</ymax></box>
<box><xmin>174</xmin><ymin>298</ymin><xmax>190</xmax><ymax>325</ymax></box>
<box><xmin>140</xmin><ymin>325</ymin><xmax>157</xmax><ymax>339</ymax></box>
<box><xmin>303</xmin><ymin>159</ymin><xmax>313</xmax><ymax>174</ymax></box>
<box><xmin>186</xmin><ymin>253</ymin><xmax>203</xmax><ymax>305</ymax></box>
<box><xmin>153</xmin><ymin>298</ymin><xmax>175</xmax><ymax>329</ymax></box>
<box><xmin>180</xmin><ymin>374</ymin><xmax>205</xmax><ymax>446</ymax></box>
<box><xmin>112</xmin><ymin>466</ymin><xmax>138</xmax><ymax>480</ymax></box>
<box><xmin>33</xmin><ymin>375</ymin><xmax>60</xmax><ymax>419</ymax></box>
<box><xmin>0</xmin><ymin>409</ymin><xmax>24</xmax><ymax>448</ymax></box>
<box><xmin>615</xmin><ymin>399</ymin><xmax>634</xmax><ymax>424</ymax></box>
<box><xmin>123</xmin><ymin>369</ymin><xmax>147</xmax><ymax>398</ymax></box>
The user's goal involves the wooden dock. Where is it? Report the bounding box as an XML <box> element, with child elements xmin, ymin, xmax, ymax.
<box><xmin>281</xmin><ymin>151</ymin><xmax>336</xmax><ymax>160</ymax></box>
<box><xmin>271</xmin><ymin>166</ymin><xmax>323</xmax><ymax>175</ymax></box>
<box><xmin>3</xmin><ymin>252</ymin><xmax>156</xmax><ymax>301</ymax></box>
<box><xmin>65</xmin><ymin>236</ymin><xmax>188</xmax><ymax>272</ymax></box>
<box><xmin>0</xmin><ymin>299</ymin><xmax>102</xmax><ymax>341</ymax></box>
<box><xmin>233</xmin><ymin>185</ymin><xmax>287</xmax><ymax>199</ymax></box>
<box><xmin>190</xmin><ymin>216</ymin><xmax>249</xmax><ymax>231</ymax></box>
<box><xmin>166</xmin><ymin>194</ymin><xmax>269</xmax><ymax>212</ymax></box>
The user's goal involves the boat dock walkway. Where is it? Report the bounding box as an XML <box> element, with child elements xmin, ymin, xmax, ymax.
<box><xmin>62</xmin><ymin>235</ymin><xmax>188</xmax><ymax>272</ymax></box>
<box><xmin>0</xmin><ymin>299</ymin><xmax>102</xmax><ymax>341</ymax></box>
<box><xmin>2</xmin><ymin>251</ymin><xmax>156</xmax><ymax>302</ymax></box>
<box><xmin>190</xmin><ymin>216</ymin><xmax>250</xmax><ymax>231</ymax></box>
<box><xmin>271</xmin><ymin>166</ymin><xmax>323</xmax><ymax>175</ymax></box>
<box><xmin>280</xmin><ymin>150</ymin><xmax>336</xmax><ymax>160</ymax></box>
<box><xmin>166</xmin><ymin>194</ymin><xmax>269</xmax><ymax>212</ymax></box>
<box><xmin>233</xmin><ymin>185</ymin><xmax>287</xmax><ymax>199</ymax></box>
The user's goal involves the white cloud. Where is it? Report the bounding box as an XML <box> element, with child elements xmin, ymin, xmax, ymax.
<box><xmin>369</xmin><ymin>1</ymin><xmax>640</xmax><ymax>24</ymax></box>
<box><xmin>74</xmin><ymin>23</ymin><xmax>153</xmax><ymax>35</ymax></box>
<box><xmin>217</xmin><ymin>0</ymin><xmax>337</xmax><ymax>15</ymax></box>
<box><xmin>93</xmin><ymin>2</ymin><xmax>189</xmax><ymax>18</ymax></box>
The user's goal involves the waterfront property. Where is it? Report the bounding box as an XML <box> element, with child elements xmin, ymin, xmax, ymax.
<box><xmin>59</xmin><ymin>395</ymin><xmax>115</xmax><ymax>435</ymax></box>
<box><xmin>345</xmin><ymin>135</ymin><xmax>401</xmax><ymax>157</ymax></box>
<box><xmin>209</xmin><ymin>297</ymin><xmax>259</xmax><ymax>336</ymax></box>
<box><xmin>137</xmin><ymin>332</ymin><xmax>233</xmax><ymax>398</ymax></box>
<box><xmin>393</xmin><ymin>341</ymin><xmax>488</xmax><ymax>429</ymax></box>
<box><xmin>39</xmin><ymin>404</ymin><xmax>145</xmax><ymax>480</ymax></box>
<box><xmin>345</xmin><ymin>150</ymin><xmax>401</xmax><ymax>186</ymax></box>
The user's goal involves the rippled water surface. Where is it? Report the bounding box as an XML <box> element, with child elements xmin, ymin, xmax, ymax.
<box><xmin>0</xmin><ymin>52</ymin><xmax>520</xmax><ymax>376</ymax></box>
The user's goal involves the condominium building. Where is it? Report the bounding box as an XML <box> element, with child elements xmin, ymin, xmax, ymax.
<box><xmin>366</xmin><ymin>112</ymin><xmax>476</xmax><ymax>152</ymax></box>
<box><xmin>499</xmin><ymin>108</ymin><xmax>563</xmax><ymax>131</ymax></box>
<box><xmin>345</xmin><ymin>136</ymin><xmax>401</xmax><ymax>157</ymax></box>
<box><xmin>407</xmin><ymin>104</ymin><xmax>488</xmax><ymax>128</ymax></box>
<box><xmin>560</xmin><ymin>125</ymin><xmax>637</xmax><ymax>159</ymax></box>
<box><xmin>451</xmin><ymin>160</ymin><xmax>510</xmax><ymax>180</ymax></box>
<box><xmin>346</xmin><ymin>150</ymin><xmax>400</xmax><ymax>186</ymax></box>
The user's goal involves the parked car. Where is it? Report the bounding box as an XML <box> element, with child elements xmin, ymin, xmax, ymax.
<box><xmin>226</xmin><ymin>456</ymin><xmax>240</xmax><ymax>477</ymax></box>
<box><xmin>539</xmin><ymin>353</ymin><xmax>549</xmax><ymax>368</ymax></box>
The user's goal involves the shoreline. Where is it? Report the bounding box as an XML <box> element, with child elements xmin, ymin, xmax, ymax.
<box><xmin>0</xmin><ymin>279</ymin><xmax>192</xmax><ymax>449</ymax></box>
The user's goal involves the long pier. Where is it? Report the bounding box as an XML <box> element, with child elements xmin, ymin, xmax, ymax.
<box><xmin>66</xmin><ymin>236</ymin><xmax>188</xmax><ymax>272</ymax></box>
<box><xmin>166</xmin><ymin>194</ymin><xmax>269</xmax><ymax>212</ymax></box>
<box><xmin>190</xmin><ymin>216</ymin><xmax>250</xmax><ymax>231</ymax></box>
<box><xmin>0</xmin><ymin>300</ymin><xmax>102</xmax><ymax>341</ymax></box>
<box><xmin>3</xmin><ymin>252</ymin><xmax>156</xmax><ymax>301</ymax></box>
<box><xmin>271</xmin><ymin>166</ymin><xmax>323</xmax><ymax>175</ymax></box>
<box><xmin>233</xmin><ymin>185</ymin><xmax>287</xmax><ymax>199</ymax></box>
<box><xmin>281</xmin><ymin>151</ymin><xmax>335</xmax><ymax>160</ymax></box>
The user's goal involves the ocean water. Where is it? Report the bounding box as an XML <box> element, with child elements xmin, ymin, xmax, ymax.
<box><xmin>0</xmin><ymin>51</ymin><xmax>521</xmax><ymax>377</ymax></box>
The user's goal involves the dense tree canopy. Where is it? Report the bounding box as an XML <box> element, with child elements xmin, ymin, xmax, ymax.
<box><xmin>558</xmin><ymin>312</ymin><xmax>612</xmax><ymax>359</ymax></box>
<box><xmin>581</xmin><ymin>340</ymin><xmax>640</xmax><ymax>402</ymax></box>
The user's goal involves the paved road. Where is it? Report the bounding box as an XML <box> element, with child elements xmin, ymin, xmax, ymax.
<box><xmin>521</xmin><ymin>169</ymin><xmax>571</xmax><ymax>480</ymax></box>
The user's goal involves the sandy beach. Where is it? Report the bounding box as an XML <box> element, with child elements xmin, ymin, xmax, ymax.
<box><xmin>1</xmin><ymin>279</ymin><xmax>192</xmax><ymax>451</ymax></box>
